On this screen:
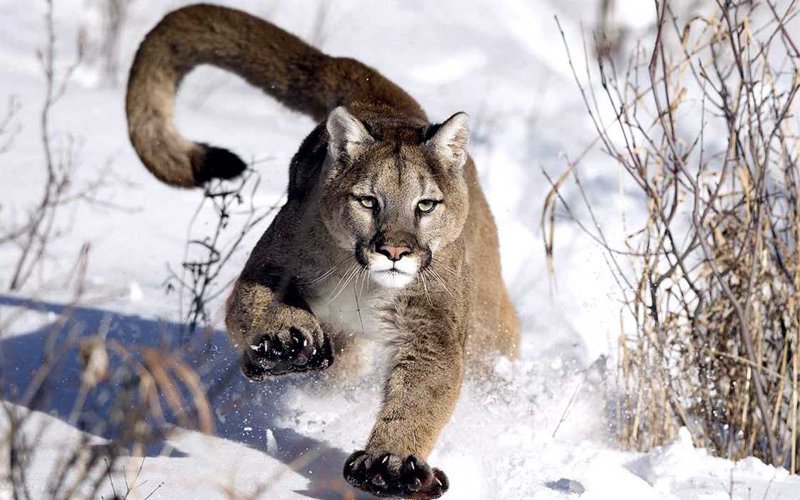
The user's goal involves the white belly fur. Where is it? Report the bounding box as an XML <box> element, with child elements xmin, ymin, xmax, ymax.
<box><xmin>306</xmin><ymin>277</ymin><xmax>400</xmax><ymax>377</ymax></box>
<box><xmin>307</xmin><ymin>278</ymin><xmax>383</xmax><ymax>339</ymax></box>
<box><xmin>307</xmin><ymin>277</ymin><xmax>398</xmax><ymax>376</ymax></box>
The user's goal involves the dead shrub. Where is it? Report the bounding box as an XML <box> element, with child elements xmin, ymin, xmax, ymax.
<box><xmin>166</xmin><ymin>168</ymin><xmax>281</xmax><ymax>333</ymax></box>
<box><xmin>545</xmin><ymin>0</ymin><xmax>800</xmax><ymax>470</ymax></box>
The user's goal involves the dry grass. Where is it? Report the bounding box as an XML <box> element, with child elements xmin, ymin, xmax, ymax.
<box><xmin>1</xmin><ymin>235</ymin><xmax>215</xmax><ymax>499</ymax></box>
<box><xmin>0</xmin><ymin>3</ymin><xmax>215</xmax><ymax>497</ymax></box>
<box><xmin>545</xmin><ymin>0</ymin><xmax>800</xmax><ymax>470</ymax></box>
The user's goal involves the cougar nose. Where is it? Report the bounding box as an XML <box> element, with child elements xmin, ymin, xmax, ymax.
<box><xmin>378</xmin><ymin>245</ymin><xmax>412</xmax><ymax>262</ymax></box>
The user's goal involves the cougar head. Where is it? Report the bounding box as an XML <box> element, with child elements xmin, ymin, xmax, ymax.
<box><xmin>319</xmin><ymin>107</ymin><xmax>471</xmax><ymax>289</ymax></box>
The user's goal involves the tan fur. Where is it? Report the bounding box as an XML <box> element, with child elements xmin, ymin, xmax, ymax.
<box><xmin>127</xmin><ymin>4</ymin><xmax>518</xmax><ymax>498</ymax></box>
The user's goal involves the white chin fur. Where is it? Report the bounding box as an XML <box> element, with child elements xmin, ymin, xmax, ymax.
<box><xmin>370</xmin><ymin>269</ymin><xmax>416</xmax><ymax>289</ymax></box>
<box><xmin>368</xmin><ymin>254</ymin><xmax>418</xmax><ymax>289</ymax></box>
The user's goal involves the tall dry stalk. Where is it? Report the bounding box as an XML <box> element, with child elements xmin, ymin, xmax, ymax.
<box><xmin>4</xmin><ymin>0</ymin><xmax>119</xmax><ymax>292</ymax></box>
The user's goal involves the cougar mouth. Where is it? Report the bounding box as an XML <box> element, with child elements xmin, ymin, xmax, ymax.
<box><xmin>368</xmin><ymin>256</ymin><xmax>418</xmax><ymax>289</ymax></box>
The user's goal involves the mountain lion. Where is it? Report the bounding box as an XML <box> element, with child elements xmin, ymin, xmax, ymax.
<box><xmin>126</xmin><ymin>4</ymin><xmax>519</xmax><ymax>498</ymax></box>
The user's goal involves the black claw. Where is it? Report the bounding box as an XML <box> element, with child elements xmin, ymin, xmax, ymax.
<box><xmin>270</xmin><ymin>336</ymin><xmax>284</xmax><ymax>357</ymax></box>
<box><xmin>290</xmin><ymin>329</ymin><xmax>304</xmax><ymax>349</ymax></box>
<box><xmin>431</xmin><ymin>469</ymin><xmax>449</xmax><ymax>495</ymax></box>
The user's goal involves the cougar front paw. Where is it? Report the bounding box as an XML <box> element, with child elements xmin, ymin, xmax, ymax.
<box><xmin>343</xmin><ymin>450</ymin><xmax>449</xmax><ymax>499</ymax></box>
<box><xmin>240</xmin><ymin>324</ymin><xmax>333</xmax><ymax>380</ymax></box>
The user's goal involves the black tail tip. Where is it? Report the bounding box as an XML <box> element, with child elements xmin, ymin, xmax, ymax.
<box><xmin>192</xmin><ymin>144</ymin><xmax>248</xmax><ymax>185</ymax></box>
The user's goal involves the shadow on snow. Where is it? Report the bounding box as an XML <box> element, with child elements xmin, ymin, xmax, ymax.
<box><xmin>0</xmin><ymin>294</ymin><xmax>368</xmax><ymax>499</ymax></box>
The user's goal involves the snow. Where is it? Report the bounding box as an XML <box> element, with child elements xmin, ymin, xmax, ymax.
<box><xmin>1</xmin><ymin>0</ymin><xmax>799</xmax><ymax>499</ymax></box>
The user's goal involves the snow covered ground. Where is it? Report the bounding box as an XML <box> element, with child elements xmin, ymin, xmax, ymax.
<box><xmin>1</xmin><ymin>0</ymin><xmax>799</xmax><ymax>498</ymax></box>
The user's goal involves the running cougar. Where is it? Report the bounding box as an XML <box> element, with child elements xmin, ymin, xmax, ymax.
<box><xmin>126</xmin><ymin>4</ymin><xmax>519</xmax><ymax>498</ymax></box>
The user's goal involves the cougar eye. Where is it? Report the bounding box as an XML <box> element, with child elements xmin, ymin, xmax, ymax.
<box><xmin>417</xmin><ymin>199</ymin><xmax>439</xmax><ymax>213</ymax></box>
<box><xmin>355</xmin><ymin>196</ymin><xmax>377</xmax><ymax>209</ymax></box>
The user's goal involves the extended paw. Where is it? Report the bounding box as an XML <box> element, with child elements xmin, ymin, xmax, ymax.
<box><xmin>343</xmin><ymin>450</ymin><xmax>448</xmax><ymax>499</ymax></box>
<box><xmin>240</xmin><ymin>325</ymin><xmax>333</xmax><ymax>380</ymax></box>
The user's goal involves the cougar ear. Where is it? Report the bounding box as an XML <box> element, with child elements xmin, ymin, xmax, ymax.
<box><xmin>326</xmin><ymin>107</ymin><xmax>374</xmax><ymax>160</ymax></box>
<box><xmin>425</xmin><ymin>112</ymin><xmax>470</xmax><ymax>168</ymax></box>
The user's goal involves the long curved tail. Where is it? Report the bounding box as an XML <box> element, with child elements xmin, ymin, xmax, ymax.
<box><xmin>126</xmin><ymin>3</ymin><xmax>426</xmax><ymax>187</ymax></box>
